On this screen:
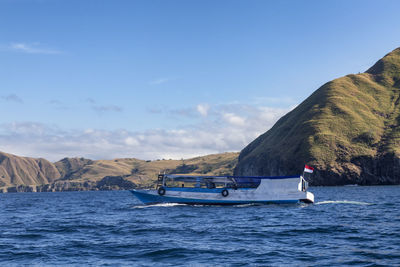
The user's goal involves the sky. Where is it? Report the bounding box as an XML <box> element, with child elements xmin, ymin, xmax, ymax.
<box><xmin>1</xmin><ymin>0</ymin><xmax>400</xmax><ymax>161</ymax></box>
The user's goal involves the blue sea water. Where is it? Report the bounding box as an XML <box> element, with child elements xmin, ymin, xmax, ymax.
<box><xmin>1</xmin><ymin>186</ymin><xmax>400</xmax><ymax>266</ymax></box>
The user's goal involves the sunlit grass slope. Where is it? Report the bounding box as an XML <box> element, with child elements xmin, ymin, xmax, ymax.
<box><xmin>235</xmin><ymin>47</ymin><xmax>400</xmax><ymax>185</ymax></box>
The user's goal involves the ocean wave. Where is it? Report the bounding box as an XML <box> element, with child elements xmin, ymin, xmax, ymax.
<box><xmin>2</xmin><ymin>187</ymin><xmax>399</xmax><ymax>266</ymax></box>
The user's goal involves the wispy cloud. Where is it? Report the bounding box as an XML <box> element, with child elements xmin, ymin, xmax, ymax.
<box><xmin>146</xmin><ymin>106</ymin><xmax>164</xmax><ymax>114</ymax></box>
<box><xmin>49</xmin><ymin>99</ymin><xmax>63</xmax><ymax>105</ymax></box>
<box><xmin>1</xmin><ymin>94</ymin><xmax>23</xmax><ymax>103</ymax></box>
<box><xmin>84</xmin><ymin>98</ymin><xmax>123</xmax><ymax>113</ymax></box>
<box><xmin>149</xmin><ymin>77</ymin><xmax>174</xmax><ymax>85</ymax></box>
<box><xmin>169</xmin><ymin>107</ymin><xmax>196</xmax><ymax>117</ymax></box>
<box><xmin>146</xmin><ymin>105</ymin><xmax>198</xmax><ymax>118</ymax></box>
<box><xmin>48</xmin><ymin>99</ymin><xmax>69</xmax><ymax>110</ymax></box>
<box><xmin>85</xmin><ymin>98</ymin><xmax>96</xmax><ymax>104</ymax></box>
<box><xmin>92</xmin><ymin>105</ymin><xmax>123</xmax><ymax>113</ymax></box>
<box><xmin>251</xmin><ymin>96</ymin><xmax>297</xmax><ymax>105</ymax></box>
<box><xmin>0</xmin><ymin>103</ymin><xmax>293</xmax><ymax>161</ymax></box>
<box><xmin>8</xmin><ymin>42</ymin><xmax>61</xmax><ymax>54</ymax></box>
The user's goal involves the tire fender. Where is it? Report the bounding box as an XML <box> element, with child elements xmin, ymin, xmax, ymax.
<box><xmin>158</xmin><ymin>187</ymin><xmax>166</xmax><ymax>196</ymax></box>
<box><xmin>221</xmin><ymin>189</ymin><xmax>229</xmax><ymax>197</ymax></box>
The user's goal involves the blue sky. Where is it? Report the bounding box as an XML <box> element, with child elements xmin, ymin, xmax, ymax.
<box><xmin>1</xmin><ymin>0</ymin><xmax>400</xmax><ymax>161</ymax></box>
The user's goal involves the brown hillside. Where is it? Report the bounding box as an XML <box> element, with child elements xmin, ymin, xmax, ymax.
<box><xmin>0</xmin><ymin>151</ymin><xmax>238</xmax><ymax>192</ymax></box>
<box><xmin>0</xmin><ymin>151</ymin><xmax>61</xmax><ymax>188</ymax></box>
<box><xmin>55</xmin><ymin>152</ymin><xmax>239</xmax><ymax>188</ymax></box>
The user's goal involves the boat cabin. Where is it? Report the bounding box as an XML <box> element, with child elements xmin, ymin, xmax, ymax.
<box><xmin>157</xmin><ymin>174</ymin><xmax>275</xmax><ymax>190</ymax></box>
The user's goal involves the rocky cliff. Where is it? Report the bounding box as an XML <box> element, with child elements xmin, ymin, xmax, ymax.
<box><xmin>235</xmin><ymin>47</ymin><xmax>400</xmax><ymax>185</ymax></box>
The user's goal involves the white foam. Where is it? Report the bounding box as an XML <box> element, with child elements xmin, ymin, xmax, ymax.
<box><xmin>131</xmin><ymin>203</ymin><xmax>188</xmax><ymax>209</ymax></box>
<box><xmin>315</xmin><ymin>200</ymin><xmax>373</xmax><ymax>205</ymax></box>
<box><xmin>232</xmin><ymin>203</ymin><xmax>259</xmax><ymax>208</ymax></box>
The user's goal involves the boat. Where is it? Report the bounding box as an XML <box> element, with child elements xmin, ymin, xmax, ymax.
<box><xmin>130</xmin><ymin>172</ymin><xmax>314</xmax><ymax>205</ymax></box>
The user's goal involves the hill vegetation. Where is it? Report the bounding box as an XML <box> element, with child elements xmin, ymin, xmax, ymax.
<box><xmin>0</xmin><ymin>151</ymin><xmax>238</xmax><ymax>192</ymax></box>
<box><xmin>235</xmin><ymin>47</ymin><xmax>400</xmax><ymax>185</ymax></box>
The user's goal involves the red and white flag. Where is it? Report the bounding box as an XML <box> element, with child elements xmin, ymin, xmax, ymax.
<box><xmin>304</xmin><ymin>165</ymin><xmax>314</xmax><ymax>173</ymax></box>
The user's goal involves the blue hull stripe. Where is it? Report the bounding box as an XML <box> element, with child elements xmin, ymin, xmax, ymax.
<box><xmin>130</xmin><ymin>190</ymin><xmax>299</xmax><ymax>205</ymax></box>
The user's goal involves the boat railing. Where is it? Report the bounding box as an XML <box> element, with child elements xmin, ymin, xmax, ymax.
<box><xmin>300</xmin><ymin>176</ymin><xmax>308</xmax><ymax>191</ymax></box>
<box><xmin>156</xmin><ymin>174</ymin><xmax>165</xmax><ymax>189</ymax></box>
<box><xmin>157</xmin><ymin>174</ymin><xmax>237</xmax><ymax>189</ymax></box>
<box><xmin>157</xmin><ymin>174</ymin><xmax>308</xmax><ymax>191</ymax></box>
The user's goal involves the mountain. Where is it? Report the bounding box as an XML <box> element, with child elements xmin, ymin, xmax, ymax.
<box><xmin>235</xmin><ymin>47</ymin><xmax>400</xmax><ymax>185</ymax></box>
<box><xmin>0</xmin><ymin>151</ymin><xmax>238</xmax><ymax>192</ymax></box>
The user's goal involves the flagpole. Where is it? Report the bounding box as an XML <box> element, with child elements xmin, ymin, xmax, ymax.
<box><xmin>303</xmin><ymin>165</ymin><xmax>314</xmax><ymax>181</ymax></box>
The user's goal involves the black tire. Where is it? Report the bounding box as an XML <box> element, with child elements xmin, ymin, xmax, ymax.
<box><xmin>158</xmin><ymin>187</ymin><xmax>166</xmax><ymax>196</ymax></box>
<box><xmin>221</xmin><ymin>189</ymin><xmax>229</xmax><ymax>197</ymax></box>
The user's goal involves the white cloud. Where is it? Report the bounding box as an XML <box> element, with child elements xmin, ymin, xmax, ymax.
<box><xmin>222</xmin><ymin>112</ymin><xmax>246</xmax><ymax>127</ymax></box>
<box><xmin>84</xmin><ymin>128</ymin><xmax>95</xmax><ymax>134</ymax></box>
<box><xmin>197</xmin><ymin>103</ymin><xmax>210</xmax><ymax>117</ymax></box>
<box><xmin>0</xmin><ymin>103</ymin><xmax>293</xmax><ymax>161</ymax></box>
<box><xmin>124</xmin><ymin>137</ymin><xmax>139</xmax><ymax>146</ymax></box>
<box><xmin>8</xmin><ymin>43</ymin><xmax>61</xmax><ymax>54</ymax></box>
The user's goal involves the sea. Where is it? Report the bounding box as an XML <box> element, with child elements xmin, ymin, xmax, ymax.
<box><xmin>1</xmin><ymin>186</ymin><xmax>399</xmax><ymax>266</ymax></box>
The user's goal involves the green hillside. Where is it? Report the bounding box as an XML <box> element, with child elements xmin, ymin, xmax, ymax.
<box><xmin>235</xmin><ymin>47</ymin><xmax>400</xmax><ymax>185</ymax></box>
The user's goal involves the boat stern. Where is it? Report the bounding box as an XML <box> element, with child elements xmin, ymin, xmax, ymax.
<box><xmin>300</xmin><ymin>191</ymin><xmax>314</xmax><ymax>203</ymax></box>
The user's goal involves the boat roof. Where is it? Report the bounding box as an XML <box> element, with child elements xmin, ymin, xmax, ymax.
<box><xmin>164</xmin><ymin>174</ymin><xmax>300</xmax><ymax>180</ymax></box>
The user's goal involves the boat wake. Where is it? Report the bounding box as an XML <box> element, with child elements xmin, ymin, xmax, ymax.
<box><xmin>131</xmin><ymin>203</ymin><xmax>188</xmax><ymax>209</ymax></box>
<box><xmin>315</xmin><ymin>200</ymin><xmax>373</xmax><ymax>206</ymax></box>
<box><xmin>233</xmin><ymin>203</ymin><xmax>261</xmax><ymax>208</ymax></box>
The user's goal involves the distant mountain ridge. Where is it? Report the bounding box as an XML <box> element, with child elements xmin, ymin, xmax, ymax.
<box><xmin>235</xmin><ymin>47</ymin><xmax>400</xmax><ymax>185</ymax></box>
<box><xmin>0</xmin><ymin>151</ymin><xmax>238</xmax><ymax>193</ymax></box>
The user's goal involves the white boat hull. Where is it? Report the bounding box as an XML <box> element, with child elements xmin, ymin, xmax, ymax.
<box><xmin>131</xmin><ymin>177</ymin><xmax>314</xmax><ymax>205</ymax></box>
